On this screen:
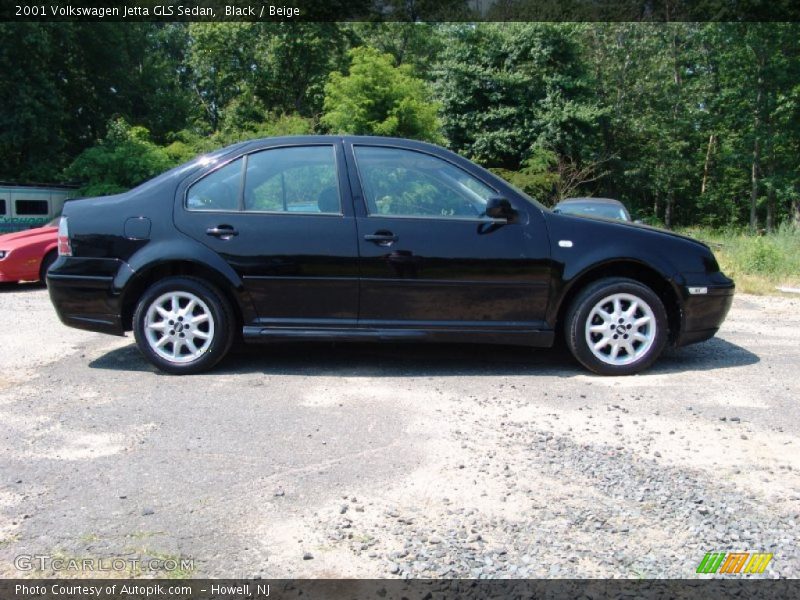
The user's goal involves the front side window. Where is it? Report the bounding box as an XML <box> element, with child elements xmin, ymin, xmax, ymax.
<box><xmin>354</xmin><ymin>146</ymin><xmax>495</xmax><ymax>219</ymax></box>
<box><xmin>244</xmin><ymin>146</ymin><xmax>340</xmax><ymax>214</ymax></box>
<box><xmin>15</xmin><ymin>199</ymin><xmax>49</xmax><ymax>215</ymax></box>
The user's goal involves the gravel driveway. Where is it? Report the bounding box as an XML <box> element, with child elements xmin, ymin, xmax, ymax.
<box><xmin>0</xmin><ymin>284</ymin><xmax>798</xmax><ymax>578</ymax></box>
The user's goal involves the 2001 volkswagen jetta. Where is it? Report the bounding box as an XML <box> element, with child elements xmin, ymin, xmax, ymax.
<box><xmin>47</xmin><ymin>136</ymin><xmax>734</xmax><ymax>375</ymax></box>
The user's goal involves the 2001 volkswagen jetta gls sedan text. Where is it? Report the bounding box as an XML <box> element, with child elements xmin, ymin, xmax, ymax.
<box><xmin>47</xmin><ymin>136</ymin><xmax>734</xmax><ymax>375</ymax></box>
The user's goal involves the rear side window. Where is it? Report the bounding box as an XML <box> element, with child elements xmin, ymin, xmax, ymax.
<box><xmin>244</xmin><ymin>146</ymin><xmax>340</xmax><ymax>214</ymax></box>
<box><xmin>15</xmin><ymin>199</ymin><xmax>49</xmax><ymax>215</ymax></box>
<box><xmin>186</xmin><ymin>158</ymin><xmax>244</xmax><ymax>211</ymax></box>
<box><xmin>185</xmin><ymin>147</ymin><xmax>340</xmax><ymax>215</ymax></box>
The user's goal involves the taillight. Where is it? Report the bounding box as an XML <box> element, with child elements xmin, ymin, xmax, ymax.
<box><xmin>57</xmin><ymin>217</ymin><xmax>72</xmax><ymax>256</ymax></box>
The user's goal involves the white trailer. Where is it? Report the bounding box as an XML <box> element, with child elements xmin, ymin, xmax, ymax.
<box><xmin>0</xmin><ymin>183</ymin><xmax>78</xmax><ymax>233</ymax></box>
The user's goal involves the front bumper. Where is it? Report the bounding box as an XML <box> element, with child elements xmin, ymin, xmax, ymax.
<box><xmin>675</xmin><ymin>276</ymin><xmax>735</xmax><ymax>347</ymax></box>
<box><xmin>47</xmin><ymin>257</ymin><xmax>127</xmax><ymax>335</ymax></box>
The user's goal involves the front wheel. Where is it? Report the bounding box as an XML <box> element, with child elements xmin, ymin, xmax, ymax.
<box><xmin>133</xmin><ymin>276</ymin><xmax>234</xmax><ymax>374</ymax></box>
<box><xmin>565</xmin><ymin>277</ymin><xmax>668</xmax><ymax>375</ymax></box>
<box><xmin>39</xmin><ymin>251</ymin><xmax>57</xmax><ymax>285</ymax></box>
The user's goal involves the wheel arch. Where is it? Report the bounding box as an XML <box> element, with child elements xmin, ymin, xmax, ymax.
<box><xmin>118</xmin><ymin>259</ymin><xmax>253</xmax><ymax>333</ymax></box>
<box><xmin>39</xmin><ymin>245</ymin><xmax>59</xmax><ymax>279</ymax></box>
<box><xmin>553</xmin><ymin>260</ymin><xmax>683</xmax><ymax>344</ymax></box>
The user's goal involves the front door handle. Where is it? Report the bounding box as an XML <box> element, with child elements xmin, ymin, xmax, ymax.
<box><xmin>206</xmin><ymin>225</ymin><xmax>239</xmax><ymax>239</ymax></box>
<box><xmin>364</xmin><ymin>231</ymin><xmax>398</xmax><ymax>246</ymax></box>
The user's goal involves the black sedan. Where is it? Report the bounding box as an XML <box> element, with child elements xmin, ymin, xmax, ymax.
<box><xmin>47</xmin><ymin>136</ymin><xmax>734</xmax><ymax>375</ymax></box>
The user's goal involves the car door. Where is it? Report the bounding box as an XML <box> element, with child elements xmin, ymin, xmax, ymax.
<box><xmin>345</xmin><ymin>141</ymin><xmax>551</xmax><ymax>333</ymax></box>
<box><xmin>174</xmin><ymin>142</ymin><xmax>360</xmax><ymax>326</ymax></box>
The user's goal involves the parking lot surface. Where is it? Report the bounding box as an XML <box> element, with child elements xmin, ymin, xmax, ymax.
<box><xmin>1</xmin><ymin>284</ymin><xmax>798</xmax><ymax>578</ymax></box>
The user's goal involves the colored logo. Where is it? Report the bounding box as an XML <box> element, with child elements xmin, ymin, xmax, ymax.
<box><xmin>696</xmin><ymin>552</ymin><xmax>773</xmax><ymax>574</ymax></box>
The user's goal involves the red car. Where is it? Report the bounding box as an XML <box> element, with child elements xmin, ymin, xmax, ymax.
<box><xmin>0</xmin><ymin>218</ymin><xmax>59</xmax><ymax>283</ymax></box>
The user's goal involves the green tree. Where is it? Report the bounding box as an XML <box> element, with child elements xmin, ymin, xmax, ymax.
<box><xmin>253</xmin><ymin>23</ymin><xmax>349</xmax><ymax>116</ymax></box>
<box><xmin>346</xmin><ymin>22</ymin><xmax>445</xmax><ymax>76</ymax></box>
<box><xmin>0</xmin><ymin>23</ymin><xmax>189</xmax><ymax>182</ymax></box>
<box><xmin>65</xmin><ymin>118</ymin><xmax>173</xmax><ymax>195</ymax></box>
<box><xmin>434</xmin><ymin>24</ymin><xmax>603</xmax><ymax>172</ymax></box>
<box><xmin>0</xmin><ymin>23</ymin><xmax>66</xmax><ymax>181</ymax></box>
<box><xmin>185</xmin><ymin>23</ymin><xmax>258</xmax><ymax>132</ymax></box>
<box><xmin>321</xmin><ymin>47</ymin><xmax>442</xmax><ymax>142</ymax></box>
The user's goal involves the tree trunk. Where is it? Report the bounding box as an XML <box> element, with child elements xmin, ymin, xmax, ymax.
<box><xmin>701</xmin><ymin>134</ymin><xmax>716</xmax><ymax>195</ymax></box>
<box><xmin>792</xmin><ymin>198</ymin><xmax>800</xmax><ymax>229</ymax></box>
<box><xmin>653</xmin><ymin>194</ymin><xmax>660</xmax><ymax>221</ymax></box>
<box><xmin>665</xmin><ymin>192</ymin><xmax>674</xmax><ymax>229</ymax></box>
<box><xmin>750</xmin><ymin>137</ymin><xmax>760</xmax><ymax>232</ymax></box>
<box><xmin>750</xmin><ymin>53</ymin><xmax>765</xmax><ymax>233</ymax></box>
<box><xmin>766</xmin><ymin>187</ymin><xmax>776</xmax><ymax>232</ymax></box>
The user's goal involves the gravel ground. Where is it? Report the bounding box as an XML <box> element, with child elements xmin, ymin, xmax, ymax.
<box><xmin>0</xmin><ymin>283</ymin><xmax>798</xmax><ymax>579</ymax></box>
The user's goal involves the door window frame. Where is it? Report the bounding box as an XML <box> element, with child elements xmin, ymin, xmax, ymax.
<box><xmin>349</xmin><ymin>143</ymin><xmax>502</xmax><ymax>223</ymax></box>
<box><xmin>182</xmin><ymin>143</ymin><xmax>347</xmax><ymax>217</ymax></box>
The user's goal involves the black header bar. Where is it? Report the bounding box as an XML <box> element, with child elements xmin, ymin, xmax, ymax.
<box><xmin>3</xmin><ymin>0</ymin><xmax>800</xmax><ymax>22</ymax></box>
<box><xmin>1</xmin><ymin>579</ymin><xmax>799</xmax><ymax>600</ymax></box>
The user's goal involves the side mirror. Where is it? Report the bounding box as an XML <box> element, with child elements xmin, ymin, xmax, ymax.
<box><xmin>485</xmin><ymin>196</ymin><xmax>516</xmax><ymax>221</ymax></box>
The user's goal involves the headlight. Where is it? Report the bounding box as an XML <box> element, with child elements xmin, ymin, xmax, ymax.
<box><xmin>0</xmin><ymin>250</ymin><xmax>6</xmax><ymax>259</ymax></box>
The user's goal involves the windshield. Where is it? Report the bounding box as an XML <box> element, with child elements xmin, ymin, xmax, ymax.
<box><xmin>555</xmin><ymin>202</ymin><xmax>630</xmax><ymax>221</ymax></box>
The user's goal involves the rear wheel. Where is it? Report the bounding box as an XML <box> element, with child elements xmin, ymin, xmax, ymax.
<box><xmin>565</xmin><ymin>277</ymin><xmax>668</xmax><ymax>375</ymax></box>
<box><xmin>133</xmin><ymin>276</ymin><xmax>234</xmax><ymax>374</ymax></box>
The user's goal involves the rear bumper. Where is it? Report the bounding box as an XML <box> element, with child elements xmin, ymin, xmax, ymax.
<box><xmin>675</xmin><ymin>278</ymin><xmax>735</xmax><ymax>347</ymax></box>
<box><xmin>47</xmin><ymin>257</ymin><xmax>127</xmax><ymax>336</ymax></box>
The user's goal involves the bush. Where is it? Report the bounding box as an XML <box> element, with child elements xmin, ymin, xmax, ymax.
<box><xmin>741</xmin><ymin>237</ymin><xmax>782</xmax><ymax>275</ymax></box>
<box><xmin>679</xmin><ymin>225</ymin><xmax>800</xmax><ymax>293</ymax></box>
<box><xmin>65</xmin><ymin>118</ymin><xmax>173</xmax><ymax>196</ymax></box>
<box><xmin>322</xmin><ymin>47</ymin><xmax>442</xmax><ymax>142</ymax></box>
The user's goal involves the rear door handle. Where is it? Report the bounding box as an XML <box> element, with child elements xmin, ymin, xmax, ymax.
<box><xmin>206</xmin><ymin>225</ymin><xmax>238</xmax><ymax>239</ymax></box>
<box><xmin>364</xmin><ymin>232</ymin><xmax>398</xmax><ymax>245</ymax></box>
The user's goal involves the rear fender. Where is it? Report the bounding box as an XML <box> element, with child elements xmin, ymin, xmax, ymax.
<box><xmin>115</xmin><ymin>236</ymin><xmax>257</xmax><ymax>326</ymax></box>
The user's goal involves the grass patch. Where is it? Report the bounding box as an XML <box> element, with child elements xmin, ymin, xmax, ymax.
<box><xmin>677</xmin><ymin>225</ymin><xmax>800</xmax><ymax>295</ymax></box>
<box><xmin>0</xmin><ymin>533</ymin><xmax>20</xmax><ymax>549</ymax></box>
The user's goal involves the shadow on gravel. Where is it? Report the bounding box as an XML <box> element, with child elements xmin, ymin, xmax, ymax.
<box><xmin>88</xmin><ymin>335</ymin><xmax>758</xmax><ymax>377</ymax></box>
<box><xmin>653</xmin><ymin>336</ymin><xmax>759</xmax><ymax>373</ymax></box>
<box><xmin>0</xmin><ymin>281</ymin><xmax>44</xmax><ymax>293</ymax></box>
<box><xmin>90</xmin><ymin>341</ymin><xmax>580</xmax><ymax>377</ymax></box>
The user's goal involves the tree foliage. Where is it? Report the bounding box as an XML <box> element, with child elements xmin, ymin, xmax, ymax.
<box><xmin>321</xmin><ymin>47</ymin><xmax>442</xmax><ymax>142</ymax></box>
<box><xmin>0</xmin><ymin>22</ymin><xmax>798</xmax><ymax>229</ymax></box>
<box><xmin>65</xmin><ymin>118</ymin><xmax>172</xmax><ymax>195</ymax></box>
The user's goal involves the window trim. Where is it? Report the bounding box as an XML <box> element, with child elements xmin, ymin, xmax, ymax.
<box><xmin>14</xmin><ymin>198</ymin><xmax>50</xmax><ymax>216</ymax></box>
<box><xmin>351</xmin><ymin>144</ymin><xmax>500</xmax><ymax>222</ymax></box>
<box><xmin>184</xmin><ymin>143</ymin><xmax>344</xmax><ymax>217</ymax></box>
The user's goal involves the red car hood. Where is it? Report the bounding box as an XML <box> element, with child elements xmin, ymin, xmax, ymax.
<box><xmin>0</xmin><ymin>226</ymin><xmax>57</xmax><ymax>248</ymax></box>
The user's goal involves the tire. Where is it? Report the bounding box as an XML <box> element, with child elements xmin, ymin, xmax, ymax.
<box><xmin>132</xmin><ymin>276</ymin><xmax>234</xmax><ymax>375</ymax></box>
<box><xmin>39</xmin><ymin>251</ymin><xmax>57</xmax><ymax>285</ymax></box>
<box><xmin>564</xmin><ymin>277</ymin><xmax>668</xmax><ymax>376</ymax></box>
